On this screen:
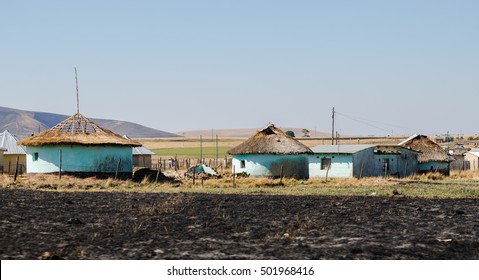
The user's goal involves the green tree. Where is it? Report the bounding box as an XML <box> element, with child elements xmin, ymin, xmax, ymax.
<box><xmin>285</xmin><ymin>130</ymin><xmax>295</xmax><ymax>137</ymax></box>
<box><xmin>301</xmin><ymin>129</ymin><xmax>310</xmax><ymax>137</ymax></box>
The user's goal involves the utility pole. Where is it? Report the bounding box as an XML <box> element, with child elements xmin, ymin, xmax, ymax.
<box><xmin>200</xmin><ymin>135</ymin><xmax>203</xmax><ymax>164</ymax></box>
<box><xmin>331</xmin><ymin>107</ymin><xmax>335</xmax><ymax>145</ymax></box>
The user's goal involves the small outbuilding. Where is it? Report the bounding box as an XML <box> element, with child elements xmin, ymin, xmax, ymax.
<box><xmin>17</xmin><ymin>113</ymin><xmax>141</xmax><ymax>178</ymax></box>
<box><xmin>0</xmin><ymin>130</ymin><xmax>27</xmax><ymax>174</ymax></box>
<box><xmin>399</xmin><ymin>134</ymin><xmax>454</xmax><ymax>175</ymax></box>
<box><xmin>309</xmin><ymin>145</ymin><xmax>374</xmax><ymax>178</ymax></box>
<box><xmin>228</xmin><ymin>124</ymin><xmax>313</xmax><ymax>179</ymax></box>
<box><xmin>123</xmin><ymin>135</ymin><xmax>155</xmax><ymax>168</ymax></box>
<box><xmin>465</xmin><ymin>149</ymin><xmax>479</xmax><ymax>171</ymax></box>
<box><xmin>309</xmin><ymin>144</ymin><xmax>419</xmax><ymax>179</ymax></box>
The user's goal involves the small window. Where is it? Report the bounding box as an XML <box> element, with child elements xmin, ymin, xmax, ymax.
<box><xmin>321</xmin><ymin>157</ymin><xmax>331</xmax><ymax>170</ymax></box>
<box><xmin>240</xmin><ymin>160</ymin><xmax>246</xmax><ymax>168</ymax></box>
<box><xmin>33</xmin><ymin>152</ymin><xmax>39</xmax><ymax>161</ymax></box>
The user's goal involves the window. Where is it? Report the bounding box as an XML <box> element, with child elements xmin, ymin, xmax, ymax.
<box><xmin>33</xmin><ymin>152</ymin><xmax>39</xmax><ymax>161</ymax></box>
<box><xmin>321</xmin><ymin>157</ymin><xmax>331</xmax><ymax>170</ymax></box>
<box><xmin>240</xmin><ymin>160</ymin><xmax>246</xmax><ymax>168</ymax></box>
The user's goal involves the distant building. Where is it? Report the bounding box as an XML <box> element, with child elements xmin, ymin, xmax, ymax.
<box><xmin>123</xmin><ymin>135</ymin><xmax>155</xmax><ymax>168</ymax></box>
<box><xmin>465</xmin><ymin>149</ymin><xmax>479</xmax><ymax>171</ymax></box>
<box><xmin>0</xmin><ymin>130</ymin><xmax>27</xmax><ymax>174</ymax></box>
<box><xmin>399</xmin><ymin>134</ymin><xmax>454</xmax><ymax>175</ymax></box>
<box><xmin>228</xmin><ymin>124</ymin><xmax>313</xmax><ymax>179</ymax></box>
<box><xmin>17</xmin><ymin>113</ymin><xmax>141</xmax><ymax>178</ymax></box>
<box><xmin>308</xmin><ymin>145</ymin><xmax>419</xmax><ymax>178</ymax></box>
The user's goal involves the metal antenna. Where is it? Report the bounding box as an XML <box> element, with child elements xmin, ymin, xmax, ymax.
<box><xmin>331</xmin><ymin>107</ymin><xmax>335</xmax><ymax>145</ymax></box>
<box><xmin>75</xmin><ymin>67</ymin><xmax>80</xmax><ymax>114</ymax></box>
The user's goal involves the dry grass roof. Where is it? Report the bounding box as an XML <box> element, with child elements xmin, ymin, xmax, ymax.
<box><xmin>17</xmin><ymin>113</ymin><xmax>141</xmax><ymax>147</ymax></box>
<box><xmin>228</xmin><ymin>124</ymin><xmax>313</xmax><ymax>155</ymax></box>
<box><xmin>399</xmin><ymin>134</ymin><xmax>453</xmax><ymax>163</ymax></box>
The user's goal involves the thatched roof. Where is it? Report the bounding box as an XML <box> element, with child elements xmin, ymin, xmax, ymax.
<box><xmin>17</xmin><ymin>113</ymin><xmax>141</xmax><ymax>147</ymax></box>
<box><xmin>399</xmin><ymin>134</ymin><xmax>453</xmax><ymax>163</ymax></box>
<box><xmin>228</xmin><ymin>124</ymin><xmax>313</xmax><ymax>155</ymax></box>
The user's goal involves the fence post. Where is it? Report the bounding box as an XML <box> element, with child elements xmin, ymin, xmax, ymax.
<box><xmin>13</xmin><ymin>156</ymin><xmax>19</xmax><ymax>182</ymax></box>
<box><xmin>280</xmin><ymin>164</ymin><xmax>284</xmax><ymax>184</ymax></box>
<box><xmin>58</xmin><ymin>149</ymin><xmax>63</xmax><ymax>180</ymax></box>
<box><xmin>232</xmin><ymin>165</ymin><xmax>236</xmax><ymax>187</ymax></box>
<box><xmin>115</xmin><ymin>158</ymin><xmax>121</xmax><ymax>179</ymax></box>
<box><xmin>192</xmin><ymin>167</ymin><xmax>196</xmax><ymax>185</ymax></box>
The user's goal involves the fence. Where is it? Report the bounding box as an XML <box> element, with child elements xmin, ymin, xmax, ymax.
<box><xmin>152</xmin><ymin>157</ymin><xmax>233</xmax><ymax>172</ymax></box>
<box><xmin>450</xmin><ymin>161</ymin><xmax>471</xmax><ymax>171</ymax></box>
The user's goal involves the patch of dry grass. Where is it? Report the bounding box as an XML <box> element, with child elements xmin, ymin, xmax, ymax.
<box><xmin>1</xmin><ymin>170</ymin><xmax>478</xmax><ymax>198</ymax></box>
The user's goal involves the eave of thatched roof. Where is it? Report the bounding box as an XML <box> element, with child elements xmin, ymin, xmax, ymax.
<box><xmin>399</xmin><ymin>134</ymin><xmax>452</xmax><ymax>163</ymax></box>
<box><xmin>17</xmin><ymin>113</ymin><xmax>141</xmax><ymax>147</ymax></box>
<box><xmin>228</xmin><ymin>124</ymin><xmax>313</xmax><ymax>155</ymax></box>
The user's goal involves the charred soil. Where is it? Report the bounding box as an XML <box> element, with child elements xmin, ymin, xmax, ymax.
<box><xmin>1</xmin><ymin>189</ymin><xmax>478</xmax><ymax>259</ymax></box>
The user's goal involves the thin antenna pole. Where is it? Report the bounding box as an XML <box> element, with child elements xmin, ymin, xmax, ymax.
<box><xmin>331</xmin><ymin>107</ymin><xmax>335</xmax><ymax>145</ymax></box>
<box><xmin>75</xmin><ymin>67</ymin><xmax>80</xmax><ymax>114</ymax></box>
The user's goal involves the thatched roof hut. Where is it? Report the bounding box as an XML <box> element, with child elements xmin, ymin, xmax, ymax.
<box><xmin>399</xmin><ymin>134</ymin><xmax>453</xmax><ymax>163</ymax></box>
<box><xmin>228</xmin><ymin>124</ymin><xmax>313</xmax><ymax>155</ymax></box>
<box><xmin>18</xmin><ymin>113</ymin><xmax>140</xmax><ymax>147</ymax></box>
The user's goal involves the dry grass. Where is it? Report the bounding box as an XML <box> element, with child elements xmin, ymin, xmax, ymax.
<box><xmin>137</xmin><ymin>195</ymin><xmax>193</xmax><ymax>215</ymax></box>
<box><xmin>1</xmin><ymin>170</ymin><xmax>478</xmax><ymax>198</ymax></box>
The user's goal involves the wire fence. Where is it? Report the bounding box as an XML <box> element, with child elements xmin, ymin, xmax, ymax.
<box><xmin>152</xmin><ymin>157</ymin><xmax>233</xmax><ymax>172</ymax></box>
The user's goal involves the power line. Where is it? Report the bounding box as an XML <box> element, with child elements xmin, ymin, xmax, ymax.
<box><xmin>335</xmin><ymin>111</ymin><xmax>393</xmax><ymax>134</ymax></box>
<box><xmin>334</xmin><ymin>111</ymin><xmax>437</xmax><ymax>135</ymax></box>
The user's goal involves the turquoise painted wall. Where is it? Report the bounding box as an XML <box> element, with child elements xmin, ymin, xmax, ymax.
<box><xmin>232</xmin><ymin>154</ymin><xmax>309</xmax><ymax>179</ymax></box>
<box><xmin>418</xmin><ymin>161</ymin><xmax>450</xmax><ymax>174</ymax></box>
<box><xmin>25</xmin><ymin>145</ymin><xmax>132</xmax><ymax>174</ymax></box>
<box><xmin>308</xmin><ymin>154</ymin><xmax>354</xmax><ymax>178</ymax></box>
<box><xmin>371</xmin><ymin>153</ymin><xmax>418</xmax><ymax>177</ymax></box>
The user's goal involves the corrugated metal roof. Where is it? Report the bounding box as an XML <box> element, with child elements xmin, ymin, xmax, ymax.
<box><xmin>0</xmin><ymin>130</ymin><xmax>27</xmax><ymax>155</ymax></box>
<box><xmin>467</xmin><ymin>149</ymin><xmax>479</xmax><ymax>157</ymax></box>
<box><xmin>311</xmin><ymin>144</ymin><xmax>375</xmax><ymax>154</ymax></box>
<box><xmin>123</xmin><ymin>135</ymin><xmax>155</xmax><ymax>155</ymax></box>
<box><xmin>133</xmin><ymin>146</ymin><xmax>155</xmax><ymax>155</ymax></box>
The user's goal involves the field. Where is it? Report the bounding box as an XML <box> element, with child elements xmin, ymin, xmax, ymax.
<box><xmin>1</xmin><ymin>173</ymin><xmax>478</xmax><ymax>260</ymax></box>
<box><xmin>139</xmin><ymin>136</ymin><xmax>407</xmax><ymax>161</ymax></box>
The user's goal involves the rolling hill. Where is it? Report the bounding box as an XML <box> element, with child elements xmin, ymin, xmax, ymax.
<box><xmin>0</xmin><ymin>106</ymin><xmax>180</xmax><ymax>139</ymax></box>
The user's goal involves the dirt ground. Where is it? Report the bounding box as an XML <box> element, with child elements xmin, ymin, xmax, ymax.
<box><xmin>1</xmin><ymin>189</ymin><xmax>478</xmax><ymax>259</ymax></box>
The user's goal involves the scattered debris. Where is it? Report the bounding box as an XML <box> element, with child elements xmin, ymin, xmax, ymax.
<box><xmin>185</xmin><ymin>164</ymin><xmax>218</xmax><ymax>178</ymax></box>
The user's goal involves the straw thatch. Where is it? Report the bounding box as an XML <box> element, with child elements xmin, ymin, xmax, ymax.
<box><xmin>17</xmin><ymin>113</ymin><xmax>141</xmax><ymax>147</ymax></box>
<box><xmin>399</xmin><ymin>134</ymin><xmax>453</xmax><ymax>163</ymax></box>
<box><xmin>228</xmin><ymin>124</ymin><xmax>313</xmax><ymax>155</ymax></box>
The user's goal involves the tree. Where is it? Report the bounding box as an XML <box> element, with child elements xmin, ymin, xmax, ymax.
<box><xmin>302</xmin><ymin>129</ymin><xmax>310</xmax><ymax>138</ymax></box>
<box><xmin>285</xmin><ymin>130</ymin><xmax>295</xmax><ymax>138</ymax></box>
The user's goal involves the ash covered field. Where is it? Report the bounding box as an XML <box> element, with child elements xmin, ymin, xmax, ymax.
<box><xmin>1</xmin><ymin>189</ymin><xmax>478</xmax><ymax>259</ymax></box>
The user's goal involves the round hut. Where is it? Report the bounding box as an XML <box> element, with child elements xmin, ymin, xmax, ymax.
<box><xmin>399</xmin><ymin>134</ymin><xmax>454</xmax><ymax>175</ymax></box>
<box><xmin>17</xmin><ymin>113</ymin><xmax>141</xmax><ymax>178</ymax></box>
<box><xmin>228</xmin><ymin>124</ymin><xmax>313</xmax><ymax>179</ymax></box>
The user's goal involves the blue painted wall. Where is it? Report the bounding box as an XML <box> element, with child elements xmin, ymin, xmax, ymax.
<box><xmin>418</xmin><ymin>161</ymin><xmax>450</xmax><ymax>175</ymax></box>
<box><xmin>308</xmin><ymin>154</ymin><xmax>355</xmax><ymax>178</ymax></box>
<box><xmin>25</xmin><ymin>145</ymin><xmax>133</xmax><ymax>174</ymax></box>
<box><xmin>371</xmin><ymin>152</ymin><xmax>418</xmax><ymax>177</ymax></box>
<box><xmin>232</xmin><ymin>154</ymin><xmax>309</xmax><ymax>179</ymax></box>
<box><xmin>309</xmin><ymin>147</ymin><xmax>419</xmax><ymax>178</ymax></box>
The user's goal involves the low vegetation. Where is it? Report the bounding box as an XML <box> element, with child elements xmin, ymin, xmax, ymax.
<box><xmin>2</xmin><ymin>170</ymin><xmax>478</xmax><ymax>199</ymax></box>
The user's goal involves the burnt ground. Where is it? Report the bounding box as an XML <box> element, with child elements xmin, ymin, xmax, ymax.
<box><xmin>1</xmin><ymin>189</ymin><xmax>478</xmax><ymax>259</ymax></box>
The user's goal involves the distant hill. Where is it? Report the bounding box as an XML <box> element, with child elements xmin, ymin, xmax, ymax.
<box><xmin>0</xmin><ymin>106</ymin><xmax>180</xmax><ymax>139</ymax></box>
<box><xmin>177</xmin><ymin>127</ymin><xmax>330</xmax><ymax>138</ymax></box>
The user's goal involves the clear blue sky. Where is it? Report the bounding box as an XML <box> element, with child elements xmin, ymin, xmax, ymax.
<box><xmin>1</xmin><ymin>0</ymin><xmax>478</xmax><ymax>136</ymax></box>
